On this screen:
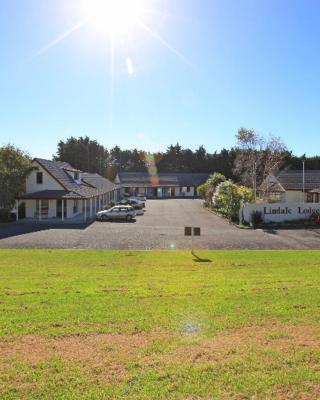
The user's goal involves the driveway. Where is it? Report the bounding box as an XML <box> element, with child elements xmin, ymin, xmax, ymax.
<box><xmin>1</xmin><ymin>199</ymin><xmax>320</xmax><ymax>249</ymax></box>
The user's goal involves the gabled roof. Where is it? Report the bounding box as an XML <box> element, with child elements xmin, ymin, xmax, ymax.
<box><xmin>259</xmin><ymin>176</ymin><xmax>286</xmax><ymax>193</ymax></box>
<box><xmin>82</xmin><ymin>172</ymin><xmax>115</xmax><ymax>193</ymax></box>
<box><xmin>33</xmin><ymin>158</ymin><xmax>115</xmax><ymax>198</ymax></box>
<box><xmin>261</xmin><ymin>170</ymin><xmax>320</xmax><ymax>192</ymax></box>
<box><xmin>117</xmin><ymin>172</ymin><xmax>211</xmax><ymax>187</ymax></box>
<box><xmin>277</xmin><ymin>170</ymin><xmax>320</xmax><ymax>191</ymax></box>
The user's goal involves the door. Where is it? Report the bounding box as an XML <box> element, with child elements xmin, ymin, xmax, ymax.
<box><xmin>56</xmin><ymin>200</ymin><xmax>67</xmax><ymax>219</ymax></box>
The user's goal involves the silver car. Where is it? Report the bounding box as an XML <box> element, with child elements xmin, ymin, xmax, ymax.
<box><xmin>96</xmin><ymin>205</ymin><xmax>136</xmax><ymax>222</ymax></box>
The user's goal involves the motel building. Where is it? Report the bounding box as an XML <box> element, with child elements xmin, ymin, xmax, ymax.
<box><xmin>259</xmin><ymin>170</ymin><xmax>320</xmax><ymax>203</ymax></box>
<box><xmin>115</xmin><ymin>172</ymin><xmax>211</xmax><ymax>199</ymax></box>
<box><xmin>241</xmin><ymin>170</ymin><xmax>320</xmax><ymax>224</ymax></box>
<box><xmin>15</xmin><ymin>158</ymin><xmax>116</xmax><ymax>223</ymax></box>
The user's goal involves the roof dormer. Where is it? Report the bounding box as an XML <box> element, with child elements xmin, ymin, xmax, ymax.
<box><xmin>63</xmin><ymin>168</ymin><xmax>82</xmax><ymax>185</ymax></box>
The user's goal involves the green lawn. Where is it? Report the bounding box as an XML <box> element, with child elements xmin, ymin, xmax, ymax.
<box><xmin>0</xmin><ymin>250</ymin><xmax>319</xmax><ymax>399</ymax></box>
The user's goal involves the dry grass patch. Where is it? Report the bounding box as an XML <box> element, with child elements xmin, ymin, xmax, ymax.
<box><xmin>0</xmin><ymin>331</ymin><xmax>171</xmax><ymax>383</ymax></box>
<box><xmin>1</xmin><ymin>324</ymin><xmax>319</xmax><ymax>371</ymax></box>
<box><xmin>266</xmin><ymin>382</ymin><xmax>320</xmax><ymax>400</ymax></box>
<box><xmin>159</xmin><ymin>324</ymin><xmax>320</xmax><ymax>365</ymax></box>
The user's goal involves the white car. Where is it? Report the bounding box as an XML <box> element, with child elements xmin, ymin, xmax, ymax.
<box><xmin>96</xmin><ymin>205</ymin><xmax>136</xmax><ymax>222</ymax></box>
<box><xmin>119</xmin><ymin>198</ymin><xmax>146</xmax><ymax>208</ymax></box>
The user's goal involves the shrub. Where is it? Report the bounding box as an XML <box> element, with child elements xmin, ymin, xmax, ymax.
<box><xmin>238</xmin><ymin>186</ymin><xmax>254</xmax><ymax>203</ymax></box>
<box><xmin>0</xmin><ymin>208</ymin><xmax>12</xmax><ymax>222</ymax></box>
<box><xmin>197</xmin><ymin>173</ymin><xmax>227</xmax><ymax>203</ymax></box>
<box><xmin>214</xmin><ymin>180</ymin><xmax>242</xmax><ymax>221</ymax></box>
<box><xmin>18</xmin><ymin>202</ymin><xmax>26</xmax><ymax>219</ymax></box>
<box><xmin>251</xmin><ymin>211</ymin><xmax>263</xmax><ymax>227</ymax></box>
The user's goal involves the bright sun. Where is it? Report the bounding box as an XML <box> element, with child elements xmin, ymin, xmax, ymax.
<box><xmin>82</xmin><ymin>0</ymin><xmax>145</xmax><ymax>35</ymax></box>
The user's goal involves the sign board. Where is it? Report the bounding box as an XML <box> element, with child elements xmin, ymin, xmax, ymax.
<box><xmin>193</xmin><ymin>227</ymin><xmax>201</xmax><ymax>236</ymax></box>
<box><xmin>184</xmin><ymin>227</ymin><xmax>201</xmax><ymax>236</ymax></box>
<box><xmin>240</xmin><ymin>202</ymin><xmax>320</xmax><ymax>224</ymax></box>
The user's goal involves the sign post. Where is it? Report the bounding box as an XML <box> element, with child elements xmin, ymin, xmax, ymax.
<box><xmin>184</xmin><ymin>227</ymin><xmax>201</xmax><ymax>253</ymax></box>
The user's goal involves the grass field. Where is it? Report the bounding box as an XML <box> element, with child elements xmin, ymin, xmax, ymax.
<box><xmin>0</xmin><ymin>250</ymin><xmax>319</xmax><ymax>399</ymax></box>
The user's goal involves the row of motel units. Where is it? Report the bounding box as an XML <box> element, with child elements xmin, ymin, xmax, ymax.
<box><xmin>16</xmin><ymin>158</ymin><xmax>117</xmax><ymax>222</ymax></box>
<box><xmin>259</xmin><ymin>170</ymin><xmax>320</xmax><ymax>203</ymax></box>
<box><xmin>114</xmin><ymin>172</ymin><xmax>211</xmax><ymax>198</ymax></box>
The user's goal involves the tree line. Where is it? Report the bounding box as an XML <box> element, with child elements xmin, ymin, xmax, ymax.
<box><xmin>53</xmin><ymin>137</ymin><xmax>238</xmax><ymax>181</ymax></box>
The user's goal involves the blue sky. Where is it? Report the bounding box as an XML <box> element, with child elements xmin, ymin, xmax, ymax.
<box><xmin>1</xmin><ymin>0</ymin><xmax>320</xmax><ymax>158</ymax></box>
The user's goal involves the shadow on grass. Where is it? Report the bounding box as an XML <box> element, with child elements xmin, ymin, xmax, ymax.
<box><xmin>192</xmin><ymin>251</ymin><xmax>212</xmax><ymax>263</ymax></box>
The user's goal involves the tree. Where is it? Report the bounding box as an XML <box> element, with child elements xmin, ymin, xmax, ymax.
<box><xmin>0</xmin><ymin>145</ymin><xmax>33</xmax><ymax>211</ymax></box>
<box><xmin>194</xmin><ymin>145</ymin><xmax>207</xmax><ymax>172</ymax></box>
<box><xmin>262</xmin><ymin>136</ymin><xmax>286</xmax><ymax>180</ymax></box>
<box><xmin>233</xmin><ymin>128</ymin><xmax>264</xmax><ymax>198</ymax></box>
<box><xmin>54</xmin><ymin>136</ymin><xmax>109</xmax><ymax>177</ymax></box>
<box><xmin>157</xmin><ymin>143</ymin><xmax>184</xmax><ymax>172</ymax></box>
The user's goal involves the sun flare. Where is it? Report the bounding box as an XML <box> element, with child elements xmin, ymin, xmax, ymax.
<box><xmin>82</xmin><ymin>0</ymin><xmax>145</xmax><ymax>35</ymax></box>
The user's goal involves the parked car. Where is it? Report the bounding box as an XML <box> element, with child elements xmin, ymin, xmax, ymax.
<box><xmin>131</xmin><ymin>196</ymin><xmax>147</xmax><ymax>202</ymax></box>
<box><xmin>96</xmin><ymin>205</ymin><xmax>136</xmax><ymax>222</ymax></box>
<box><xmin>119</xmin><ymin>198</ymin><xmax>145</xmax><ymax>208</ymax></box>
<box><xmin>134</xmin><ymin>207</ymin><xmax>144</xmax><ymax>216</ymax></box>
<box><xmin>123</xmin><ymin>194</ymin><xmax>147</xmax><ymax>201</ymax></box>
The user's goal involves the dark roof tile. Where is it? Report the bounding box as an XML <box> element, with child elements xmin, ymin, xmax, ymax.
<box><xmin>118</xmin><ymin>172</ymin><xmax>211</xmax><ymax>187</ymax></box>
<box><xmin>34</xmin><ymin>158</ymin><xmax>115</xmax><ymax>198</ymax></box>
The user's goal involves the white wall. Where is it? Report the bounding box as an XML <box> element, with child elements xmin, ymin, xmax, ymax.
<box><xmin>241</xmin><ymin>202</ymin><xmax>320</xmax><ymax>223</ymax></box>
<box><xmin>66</xmin><ymin>199</ymin><xmax>83</xmax><ymax>218</ymax></box>
<box><xmin>26</xmin><ymin>161</ymin><xmax>63</xmax><ymax>193</ymax></box>
<box><xmin>179</xmin><ymin>187</ymin><xmax>195</xmax><ymax>197</ymax></box>
<box><xmin>25</xmin><ymin>200</ymin><xmax>36</xmax><ymax>218</ymax></box>
<box><xmin>285</xmin><ymin>191</ymin><xmax>305</xmax><ymax>202</ymax></box>
<box><xmin>48</xmin><ymin>200</ymin><xmax>56</xmax><ymax>218</ymax></box>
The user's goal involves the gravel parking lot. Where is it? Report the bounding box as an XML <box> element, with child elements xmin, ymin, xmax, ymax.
<box><xmin>1</xmin><ymin>199</ymin><xmax>320</xmax><ymax>250</ymax></box>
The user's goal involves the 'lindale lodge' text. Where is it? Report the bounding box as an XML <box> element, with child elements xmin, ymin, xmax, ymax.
<box><xmin>264</xmin><ymin>206</ymin><xmax>320</xmax><ymax>215</ymax></box>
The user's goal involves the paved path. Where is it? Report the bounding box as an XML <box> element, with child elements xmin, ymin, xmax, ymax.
<box><xmin>1</xmin><ymin>199</ymin><xmax>320</xmax><ymax>249</ymax></box>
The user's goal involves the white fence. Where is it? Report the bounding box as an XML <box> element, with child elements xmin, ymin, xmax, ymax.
<box><xmin>240</xmin><ymin>202</ymin><xmax>320</xmax><ymax>224</ymax></box>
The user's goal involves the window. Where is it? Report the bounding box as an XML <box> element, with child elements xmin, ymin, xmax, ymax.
<box><xmin>36</xmin><ymin>172</ymin><xmax>43</xmax><ymax>184</ymax></box>
<box><xmin>268</xmin><ymin>193</ymin><xmax>283</xmax><ymax>203</ymax></box>
<box><xmin>74</xmin><ymin>172</ymin><xmax>79</xmax><ymax>181</ymax></box>
<box><xmin>186</xmin><ymin>186</ymin><xmax>190</xmax><ymax>192</ymax></box>
<box><xmin>307</xmin><ymin>193</ymin><xmax>313</xmax><ymax>203</ymax></box>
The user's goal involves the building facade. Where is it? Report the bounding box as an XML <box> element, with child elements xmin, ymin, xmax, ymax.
<box><xmin>115</xmin><ymin>172</ymin><xmax>211</xmax><ymax>199</ymax></box>
<box><xmin>260</xmin><ymin>170</ymin><xmax>320</xmax><ymax>203</ymax></box>
<box><xmin>16</xmin><ymin>158</ymin><xmax>116</xmax><ymax>222</ymax></box>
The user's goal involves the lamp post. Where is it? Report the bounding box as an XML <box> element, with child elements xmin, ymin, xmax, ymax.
<box><xmin>303</xmin><ymin>161</ymin><xmax>305</xmax><ymax>203</ymax></box>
